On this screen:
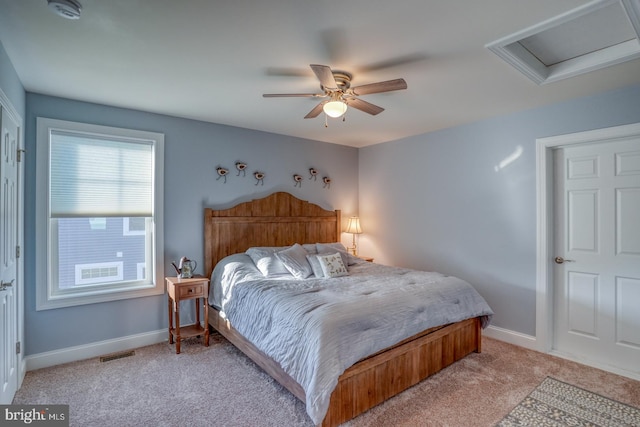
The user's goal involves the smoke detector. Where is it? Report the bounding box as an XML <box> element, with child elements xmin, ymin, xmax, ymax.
<box><xmin>47</xmin><ymin>0</ymin><xmax>82</xmax><ymax>20</ymax></box>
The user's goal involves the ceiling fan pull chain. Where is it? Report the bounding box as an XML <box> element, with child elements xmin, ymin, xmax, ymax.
<box><xmin>325</xmin><ymin>114</ymin><xmax>328</xmax><ymax>128</ymax></box>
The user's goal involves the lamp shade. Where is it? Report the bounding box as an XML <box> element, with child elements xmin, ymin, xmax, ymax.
<box><xmin>323</xmin><ymin>100</ymin><xmax>347</xmax><ymax>118</ymax></box>
<box><xmin>345</xmin><ymin>216</ymin><xmax>362</xmax><ymax>234</ymax></box>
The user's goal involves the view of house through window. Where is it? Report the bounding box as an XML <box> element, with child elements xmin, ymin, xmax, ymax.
<box><xmin>57</xmin><ymin>217</ymin><xmax>150</xmax><ymax>289</ymax></box>
<box><xmin>36</xmin><ymin>118</ymin><xmax>164</xmax><ymax>310</ymax></box>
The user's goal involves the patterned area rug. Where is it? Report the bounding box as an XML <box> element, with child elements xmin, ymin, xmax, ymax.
<box><xmin>497</xmin><ymin>377</ymin><xmax>640</xmax><ymax>426</ymax></box>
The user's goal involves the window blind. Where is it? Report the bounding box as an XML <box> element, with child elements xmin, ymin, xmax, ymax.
<box><xmin>49</xmin><ymin>130</ymin><xmax>153</xmax><ymax>217</ymax></box>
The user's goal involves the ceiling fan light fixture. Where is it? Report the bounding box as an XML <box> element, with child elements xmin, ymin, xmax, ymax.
<box><xmin>47</xmin><ymin>0</ymin><xmax>82</xmax><ymax>20</ymax></box>
<box><xmin>323</xmin><ymin>100</ymin><xmax>347</xmax><ymax>118</ymax></box>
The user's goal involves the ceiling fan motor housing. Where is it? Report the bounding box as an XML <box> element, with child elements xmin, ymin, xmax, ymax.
<box><xmin>47</xmin><ymin>0</ymin><xmax>82</xmax><ymax>20</ymax></box>
<box><xmin>323</xmin><ymin>70</ymin><xmax>352</xmax><ymax>91</ymax></box>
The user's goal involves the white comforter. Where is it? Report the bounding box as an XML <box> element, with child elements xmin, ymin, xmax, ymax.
<box><xmin>209</xmin><ymin>254</ymin><xmax>493</xmax><ymax>425</ymax></box>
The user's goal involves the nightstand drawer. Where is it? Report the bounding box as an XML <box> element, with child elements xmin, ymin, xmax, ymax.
<box><xmin>178</xmin><ymin>284</ymin><xmax>205</xmax><ymax>298</ymax></box>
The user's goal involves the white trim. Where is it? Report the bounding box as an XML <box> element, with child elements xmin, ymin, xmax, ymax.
<box><xmin>24</xmin><ymin>329</ymin><xmax>167</xmax><ymax>371</ymax></box>
<box><xmin>535</xmin><ymin>139</ymin><xmax>554</xmax><ymax>353</ymax></box>
<box><xmin>535</xmin><ymin>122</ymin><xmax>640</xmax><ymax>363</ymax></box>
<box><xmin>483</xmin><ymin>325</ymin><xmax>537</xmax><ymax>351</ymax></box>
<box><xmin>486</xmin><ymin>0</ymin><xmax>640</xmax><ymax>84</ymax></box>
<box><xmin>136</xmin><ymin>262</ymin><xmax>146</xmax><ymax>280</ymax></box>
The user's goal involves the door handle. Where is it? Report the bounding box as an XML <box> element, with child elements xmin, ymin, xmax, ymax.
<box><xmin>554</xmin><ymin>256</ymin><xmax>575</xmax><ymax>264</ymax></box>
<box><xmin>0</xmin><ymin>279</ymin><xmax>15</xmax><ymax>291</ymax></box>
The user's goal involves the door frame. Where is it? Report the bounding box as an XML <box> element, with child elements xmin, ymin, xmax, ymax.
<box><xmin>535</xmin><ymin>121</ymin><xmax>640</xmax><ymax>379</ymax></box>
<box><xmin>0</xmin><ymin>87</ymin><xmax>24</xmax><ymax>394</ymax></box>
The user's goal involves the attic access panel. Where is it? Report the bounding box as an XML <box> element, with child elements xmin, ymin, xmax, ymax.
<box><xmin>486</xmin><ymin>0</ymin><xmax>640</xmax><ymax>84</ymax></box>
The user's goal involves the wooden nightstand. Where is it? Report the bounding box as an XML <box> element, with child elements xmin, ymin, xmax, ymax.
<box><xmin>359</xmin><ymin>256</ymin><xmax>374</xmax><ymax>262</ymax></box>
<box><xmin>166</xmin><ymin>276</ymin><xmax>210</xmax><ymax>354</ymax></box>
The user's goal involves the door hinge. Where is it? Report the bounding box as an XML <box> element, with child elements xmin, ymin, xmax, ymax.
<box><xmin>16</xmin><ymin>245</ymin><xmax>20</xmax><ymax>258</ymax></box>
<box><xmin>16</xmin><ymin>342</ymin><xmax>21</xmax><ymax>355</ymax></box>
<box><xmin>17</xmin><ymin>149</ymin><xmax>25</xmax><ymax>162</ymax></box>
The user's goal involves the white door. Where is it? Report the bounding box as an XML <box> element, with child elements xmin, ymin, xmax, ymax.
<box><xmin>553</xmin><ymin>137</ymin><xmax>640</xmax><ymax>376</ymax></box>
<box><xmin>0</xmin><ymin>106</ymin><xmax>19</xmax><ymax>403</ymax></box>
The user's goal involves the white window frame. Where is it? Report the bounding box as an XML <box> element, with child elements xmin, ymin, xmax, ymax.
<box><xmin>123</xmin><ymin>217</ymin><xmax>146</xmax><ymax>236</ymax></box>
<box><xmin>74</xmin><ymin>261</ymin><xmax>124</xmax><ymax>286</ymax></box>
<box><xmin>136</xmin><ymin>262</ymin><xmax>146</xmax><ymax>280</ymax></box>
<box><xmin>35</xmin><ymin>118</ymin><xmax>164</xmax><ymax>310</ymax></box>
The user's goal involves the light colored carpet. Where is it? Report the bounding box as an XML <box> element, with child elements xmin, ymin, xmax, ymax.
<box><xmin>13</xmin><ymin>334</ymin><xmax>640</xmax><ymax>427</ymax></box>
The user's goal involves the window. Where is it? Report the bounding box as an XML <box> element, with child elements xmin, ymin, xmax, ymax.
<box><xmin>36</xmin><ymin>118</ymin><xmax>164</xmax><ymax>310</ymax></box>
<box><xmin>75</xmin><ymin>262</ymin><xmax>123</xmax><ymax>286</ymax></box>
<box><xmin>123</xmin><ymin>217</ymin><xmax>146</xmax><ymax>236</ymax></box>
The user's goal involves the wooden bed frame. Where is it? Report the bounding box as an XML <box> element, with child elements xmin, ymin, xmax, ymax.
<box><xmin>204</xmin><ymin>192</ymin><xmax>482</xmax><ymax>426</ymax></box>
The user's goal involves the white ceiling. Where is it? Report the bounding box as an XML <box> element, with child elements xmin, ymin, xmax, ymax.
<box><xmin>1</xmin><ymin>0</ymin><xmax>640</xmax><ymax>148</ymax></box>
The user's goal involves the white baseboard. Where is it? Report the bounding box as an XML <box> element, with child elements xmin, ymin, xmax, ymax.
<box><xmin>18</xmin><ymin>359</ymin><xmax>27</xmax><ymax>391</ymax></box>
<box><xmin>25</xmin><ymin>329</ymin><xmax>167</xmax><ymax>371</ymax></box>
<box><xmin>483</xmin><ymin>325</ymin><xmax>538</xmax><ymax>351</ymax></box>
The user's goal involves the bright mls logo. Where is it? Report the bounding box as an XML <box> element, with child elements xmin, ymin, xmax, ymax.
<box><xmin>1</xmin><ymin>405</ymin><xmax>69</xmax><ymax>426</ymax></box>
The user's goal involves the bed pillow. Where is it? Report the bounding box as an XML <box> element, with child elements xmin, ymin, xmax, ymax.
<box><xmin>245</xmin><ymin>246</ymin><xmax>290</xmax><ymax>277</ymax></box>
<box><xmin>316</xmin><ymin>242</ymin><xmax>355</xmax><ymax>266</ymax></box>
<box><xmin>276</xmin><ymin>244</ymin><xmax>312</xmax><ymax>279</ymax></box>
<box><xmin>306</xmin><ymin>254</ymin><xmax>325</xmax><ymax>278</ymax></box>
<box><xmin>302</xmin><ymin>243</ymin><xmax>318</xmax><ymax>255</ymax></box>
<box><xmin>317</xmin><ymin>252</ymin><xmax>348</xmax><ymax>278</ymax></box>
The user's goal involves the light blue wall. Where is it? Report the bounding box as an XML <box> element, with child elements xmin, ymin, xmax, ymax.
<box><xmin>24</xmin><ymin>93</ymin><xmax>359</xmax><ymax>355</ymax></box>
<box><xmin>359</xmin><ymin>83</ymin><xmax>640</xmax><ymax>337</ymax></box>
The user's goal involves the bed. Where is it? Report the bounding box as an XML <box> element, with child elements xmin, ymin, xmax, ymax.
<box><xmin>204</xmin><ymin>192</ymin><xmax>492</xmax><ymax>426</ymax></box>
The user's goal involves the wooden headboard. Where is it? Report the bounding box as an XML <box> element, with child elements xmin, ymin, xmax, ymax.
<box><xmin>204</xmin><ymin>192</ymin><xmax>341</xmax><ymax>278</ymax></box>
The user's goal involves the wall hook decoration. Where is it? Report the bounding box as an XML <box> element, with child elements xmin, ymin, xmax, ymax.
<box><xmin>216</xmin><ymin>167</ymin><xmax>229</xmax><ymax>183</ymax></box>
<box><xmin>235</xmin><ymin>161</ymin><xmax>247</xmax><ymax>176</ymax></box>
<box><xmin>254</xmin><ymin>171</ymin><xmax>265</xmax><ymax>186</ymax></box>
<box><xmin>293</xmin><ymin>174</ymin><xmax>303</xmax><ymax>187</ymax></box>
<box><xmin>309</xmin><ymin>168</ymin><xmax>318</xmax><ymax>180</ymax></box>
<box><xmin>323</xmin><ymin>176</ymin><xmax>331</xmax><ymax>188</ymax></box>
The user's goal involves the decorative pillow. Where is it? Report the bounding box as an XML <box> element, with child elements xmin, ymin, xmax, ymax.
<box><xmin>316</xmin><ymin>242</ymin><xmax>354</xmax><ymax>266</ymax></box>
<box><xmin>276</xmin><ymin>244</ymin><xmax>312</xmax><ymax>279</ymax></box>
<box><xmin>245</xmin><ymin>246</ymin><xmax>290</xmax><ymax>277</ymax></box>
<box><xmin>306</xmin><ymin>254</ymin><xmax>325</xmax><ymax>278</ymax></box>
<box><xmin>317</xmin><ymin>252</ymin><xmax>348</xmax><ymax>278</ymax></box>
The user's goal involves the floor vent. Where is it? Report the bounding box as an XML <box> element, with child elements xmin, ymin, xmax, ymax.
<box><xmin>100</xmin><ymin>350</ymin><xmax>135</xmax><ymax>362</ymax></box>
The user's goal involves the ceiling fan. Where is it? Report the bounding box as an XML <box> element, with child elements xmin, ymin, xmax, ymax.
<box><xmin>263</xmin><ymin>64</ymin><xmax>407</xmax><ymax>120</ymax></box>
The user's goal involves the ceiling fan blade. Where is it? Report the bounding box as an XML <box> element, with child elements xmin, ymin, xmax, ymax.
<box><xmin>265</xmin><ymin>66</ymin><xmax>310</xmax><ymax>77</ymax></box>
<box><xmin>360</xmin><ymin>54</ymin><xmax>428</xmax><ymax>72</ymax></box>
<box><xmin>263</xmin><ymin>93</ymin><xmax>323</xmax><ymax>98</ymax></box>
<box><xmin>310</xmin><ymin>64</ymin><xmax>338</xmax><ymax>90</ymax></box>
<box><xmin>351</xmin><ymin>78</ymin><xmax>407</xmax><ymax>96</ymax></box>
<box><xmin>346</xmin><ymin>98</ymin><xmax>385</xmax><ymax>115</ymax></box>
<box><xmin>304</xmin><ymin>102</ymin><xmax>326</xmax><ymax>119</ymax></box>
